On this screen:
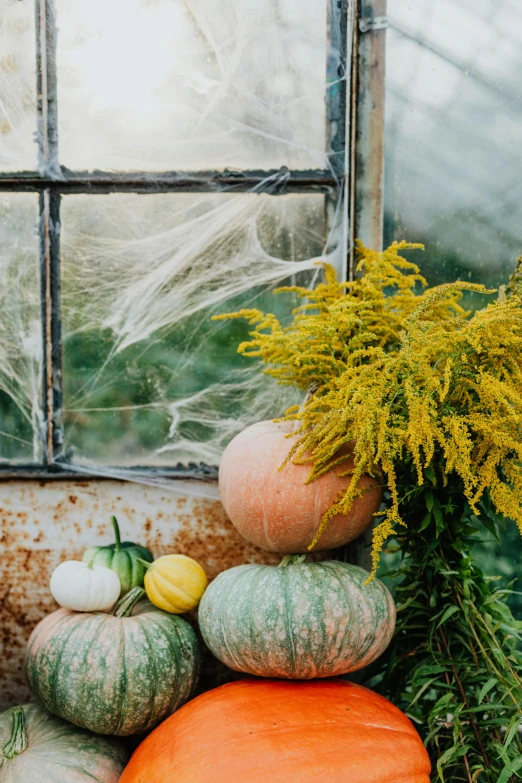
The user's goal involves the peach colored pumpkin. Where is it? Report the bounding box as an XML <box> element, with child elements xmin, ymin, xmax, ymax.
<box><xmin>219</xmin><ymin>420</ymin><xmax>382</xmax><ymax>552</ymax></box>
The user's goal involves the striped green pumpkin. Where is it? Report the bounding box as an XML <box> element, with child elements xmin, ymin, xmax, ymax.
<box><xmin>0</xmin><ymin>703</ymin><xmax>127</xmax><ymax>782</ymax></box>
<box><xmin>25</xmin><ymin>587</ymin><xmax>199</xmax><ymax>736</ymax></box>
<box><xmin>198</xmin><ymin>556</ymin><xmax>396</xmax><ymax>679</ymax></box>
<box><xmin>83</xmin><ymin>516</ymin><xmax>153</xmax><ymax>596</ymax></box>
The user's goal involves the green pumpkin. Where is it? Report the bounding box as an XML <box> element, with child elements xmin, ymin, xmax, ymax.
<box><xmin>25</xmin><ymin>587</ymin><xmax>199</xmax><ymax>736</ymax></box>
<box><xmin>0</xmin><ymin>703</ymin><xmax>127</xmax><ymax>782</ymax></box>
<box><xmin>199</xmin><ymin>556</ymin><xmax>396</xmax><ymax>679</ymax></box>
<box><xmin>83</xmin><ymin>516</ymin><xmax>153</xmax><ymax>595</ymax></box>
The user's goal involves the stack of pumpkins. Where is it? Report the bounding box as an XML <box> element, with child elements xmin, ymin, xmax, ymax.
<box><xmin>0</xmin><ymin>421</ymin><xmax>431</xmax><ymax>782</ymax></box>
<box><xmin>122</xmin><ymin>421</ymin><xmax>431</xmax><ymax>783</ymax></box>
<box><xmin>1</xmin><ymin>517</ymin><xmax>206</xmax><ymax>782</ymax></box>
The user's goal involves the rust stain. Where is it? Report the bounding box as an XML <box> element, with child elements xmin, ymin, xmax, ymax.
<box><xmin>0</xmin><ymin>479</ymin><xmax>327</xmax><ymax>709</ymax></box>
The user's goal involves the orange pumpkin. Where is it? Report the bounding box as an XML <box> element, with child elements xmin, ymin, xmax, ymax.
<box><xmin>119</xmin><ymin>679</ymin><xmax>431</xmax><ymax>783</ymax></box>
<box><xmin>219</xmin><ymin>420</ymin><xmax>382</xmax><ymax>552</ymax></box>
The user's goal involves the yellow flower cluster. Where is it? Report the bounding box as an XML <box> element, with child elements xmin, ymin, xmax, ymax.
<box><xmin>216</xmin><ymin>242</ymin><xmax>522</xmax><ymax>579</ymax></box>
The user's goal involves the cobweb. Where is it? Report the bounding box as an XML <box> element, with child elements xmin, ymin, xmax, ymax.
<box><xmin>2</xmin><ymin>0</ymin><xmax>521</xmax><ymax>498</ymax></box>
<box><xmin>0</xmin><ymin>0</ymin><xmax>346</xmax><ymax>497</ymax></box>
<box><xmin>0</xmin><ymin>195</ymin><xmax>42</xmax><ymax>463</ymax></box>
<box><xmin>59</xmin><ymin>191</ymin><xmax>335</xmax><ymax>490</ymax></box>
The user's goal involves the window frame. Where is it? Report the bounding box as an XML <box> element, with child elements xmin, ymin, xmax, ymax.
<box><xmin>0</xmin><ymin>0</ymin><xmax>386</xmax><ymax>481</ymax></box>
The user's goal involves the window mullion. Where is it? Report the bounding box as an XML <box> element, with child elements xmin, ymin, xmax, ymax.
<box><xmin>39</xmin><ymin>189</ymin><xmax>63</xmax><ymax>465</ymax></box>
<box><xmin>36</xmin><ymin>0</ymin><xmax>63</xmax><ymax>465</ymax></box>
<box><xmin>325</xmin><ymin>0</ymin><xmax>354</xmax><ymax>281</ymax></box>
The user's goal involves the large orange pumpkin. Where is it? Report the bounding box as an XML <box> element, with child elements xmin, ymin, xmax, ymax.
<box><xmin>219</xmin><ymin>420</ymin><xmax>382</xmax><ymax>552</ymax></box>
<box><xmin>119</xmin><ymin>679</ymin><xmax>431</xmax><ymax>783</ymax></box>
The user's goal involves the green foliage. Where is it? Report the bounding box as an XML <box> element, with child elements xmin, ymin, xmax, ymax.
<box><xmin>372</xmin><ymin>464</ymin><xmax>522</xmax><ymax>782</ymax></box>
<box><xmin>218</xmin><ymin>241</ymin><xmax>522</xmax><ymax>578</ymax></box>
<box><xmin>219</xmin><ymin>241</ymin><xmax>522</xmax><ymax>780</ymax></box>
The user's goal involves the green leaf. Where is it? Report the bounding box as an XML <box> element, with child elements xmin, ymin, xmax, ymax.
<box><xmin>436</xmin><ymin>744</ymin><xmax>470</xmax><ymax>782</ymax></box>
<box><xmin>425</xmin><ymin>489</ymin><xmax>434</xmax><ymax>512</ymax></box>
<box><xmin>478</xmin><ymin>677</ymin><xmax>498</xmax><ymax>704</ymax></box>
<box><xmin>424</xmin><ymin>465</ymin><xmax>436</xmax><ymax>485</ymax></box>
<box><xmin>409</xmin><ymin>677</ymin><xmax>438</xmax><ymax>706</ymax></box>
<box><xmin>497</xmin><ymin>756</ymin><xmax>522</xmax><ymax>783</ymax></box>
<box><xmin>433</xmin><ymin>497</ymin><xmax>444</xmax><ymax>535</ymax></box>
<box><xmin>480</xmin><ymin>511</ymin><xmax>502</xmax><ymax>543</ymax></box>
<box><xmin>503</xmin><ymin>716</ymin><xmax>522</xmax><ymax>749</ymax></box>
<box><xmin>437</xmin><ymin>604</ymin><xmax>459</xmax><ymax>627</ymax></box>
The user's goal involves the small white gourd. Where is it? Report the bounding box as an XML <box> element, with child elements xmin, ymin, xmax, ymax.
<box><xmin>50</xmin><ymin>561</ymin><xmax>121</xmax><ymax>612</ymax></box>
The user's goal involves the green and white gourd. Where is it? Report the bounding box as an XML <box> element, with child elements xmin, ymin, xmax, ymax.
<box><xmin>0</xmin><ymin>703</ymin><xmax>127</xmax><ymax>782</ymax></box>
<box><xmin>83</xmin><ymin>516</ymin><xmax>153</xmax><ymax>596</ymax></box>
<box><xmin>25</xmin><ymin>587</ymin><xmax>199</xmax><ymax>736</ymax></box>
<box><xmin>199</xmin><ymin>556</ymin><xmax>396</xmax><ymax>679</ymax></box>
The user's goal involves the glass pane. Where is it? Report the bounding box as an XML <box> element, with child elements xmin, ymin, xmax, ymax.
<box><xmin>0</xmin><ymin>194</ymin><xmax>42</xmax><ymax>462</ymax></box>
<box><xmin>385</xmin><ymin>0</ymin><xmax>522</xmax><ymax>294</ymax></box>
<box><xmin>61</xmin><ymin>193</ymin><xmax>325</xmax><ymax>466</ymax></box>
<box><xmin>0</xmin><ymin>2</ymin><xmax>37</xmax><ymax>171</ymax></box>
<box><xmin>56</xmin><ymin>0</ymin><xmax>327</xmax><ymax>172</ymax></box>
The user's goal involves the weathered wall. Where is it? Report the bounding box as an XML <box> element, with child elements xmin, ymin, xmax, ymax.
<box><xmin>0</xmin><ymin>479</ymin><xmax>284</xmax><ymax>709</ymax></box>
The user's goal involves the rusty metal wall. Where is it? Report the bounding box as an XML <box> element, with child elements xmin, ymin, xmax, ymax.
<box><xmin>0</xmin><ymin>479</ymin><xmax>285</xmax><ymax>709</ymax></box>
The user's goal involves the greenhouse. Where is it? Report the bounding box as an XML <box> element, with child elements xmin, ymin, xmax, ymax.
<box><xmin>0</xmin><ymin>0</ymin><xmax>521</xmax><ymax>780</ymax></box>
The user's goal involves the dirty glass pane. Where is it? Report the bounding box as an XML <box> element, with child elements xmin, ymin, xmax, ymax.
<box><xmin>385</xmin><ymin>0</ymin><xmax>522</xmax><ymax>296</ymax></box>
<box><xmin>61</xmin><ymin>193</ymin><xmax>325</xmax><ymax>466</ymax></box>
<box><xmin>55</xmin><ymin>0</ymin><xmax>327</xmax><ymax>172</ymax></box>
<box><xmin>385</xmin><ymin>0</ymin><xmax>522</xmax><ymax>606</ymax></box>
<box><xmin>0</xmin><ymin>194</ymin><xmax>42</xmax><ymax>462</ymax></box>
<box><xmin>0</xmin><ymin>2</ymin><xmax>37</xmax><ymax>171</ymax></box>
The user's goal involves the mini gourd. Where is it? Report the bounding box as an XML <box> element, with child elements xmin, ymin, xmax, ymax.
<box><xmin>139</xmin><ymin>554</ymin><xmax>207</xmax><ymax>614</ymax></box>
<box><xmin>50</xmin><ymin>560</ymin><xmax>121</xmax><ymax>612</ymax></box>
<box><xmin>83</xmin><ymin>516</ymin><xmax>153</xmax><ymax>596</ymax></box>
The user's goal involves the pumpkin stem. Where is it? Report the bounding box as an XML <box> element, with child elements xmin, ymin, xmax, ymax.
<box><xmin>2</xmin><ymin>708</ymin><xmax>27</xmax><ymax>764</ymax></box>
<box><xmin>111</xmin><ymin>586</ymin><xmax>145</xmax><ymax>618</ymax></box>
<box><xmin>278</xmin><ymin>554</ymin><xmax>307</xmax><ymax>567</ymax></box>
<box><xmin>111</xmin><ymin>516</ymin><xmax>121</xmax><ymax>551</ymax></box>
<box><xmin>136</xmin><ymin>557</ymin><xmax>153</xmax><ymax>571</ymax></box>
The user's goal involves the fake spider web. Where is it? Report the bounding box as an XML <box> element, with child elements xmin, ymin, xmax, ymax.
<box><xmin>0</xmin><ymin>0</ymin><xmax>344</xmax><ymax>498</ymax></box>
<box><xmin>1</xmin><ymin>0</ymin><xmax>522</xmax><ymax>500</ymax></box>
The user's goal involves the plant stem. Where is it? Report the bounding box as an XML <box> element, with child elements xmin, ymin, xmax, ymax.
<box><xmin>435</xmin><ymin>638</ymin><xmax>473</xmax><ymax>783</ymax></box>
<box><xmin>111</xmin><ymin>586</ymin><xmax>145</xmax><ymax>617</ymax></box>
<box><xmin>278</xmin><ymin>554</ymin><xmax>307</xmax><ymax>567</ymax></box>
<box><xmin>111</xmin><ymin>516</ymin><xmax>121</xmax><ymax>551</ymax></box>
<box><xmin>437</xmin><ymin>625</ymin><xmax>491</xmax><ymax>771</ymax></box>
<box><xmin>2</xmin><ymin>708</ymin><xmax>27</xmax><ymax>764</ymax></box>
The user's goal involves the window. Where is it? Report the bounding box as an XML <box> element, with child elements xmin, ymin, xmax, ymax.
<box><xmin>1</xmin><ymin>0</ymin><xmax>387</xmax><ymax>479</ymax></box>
<box><xmin>384</xmin><ymin>0</ymin><xmax>522</xmax><ymax>610</ymax></box>
<box><xmin>385</xmin><ymin>0</ymin><xmax>522</xmax><ymax>295</ymax></box>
